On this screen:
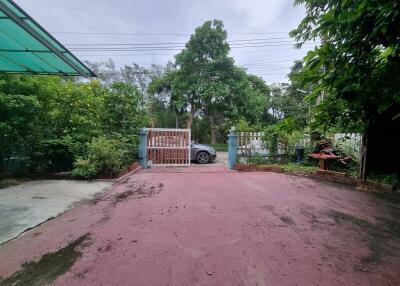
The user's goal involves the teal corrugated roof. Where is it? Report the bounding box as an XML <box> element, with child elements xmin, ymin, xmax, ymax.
<box><xmin>0</xmin><ymin>0</ymin><xmax>96</xmax><ymax>77</ymax></box>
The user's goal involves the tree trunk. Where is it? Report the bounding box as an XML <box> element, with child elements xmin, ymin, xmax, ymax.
<box><xmin>186</xmin><ymin>109</ymin><xmax>195</xmax><ymax>129</ymax></box>
<box><xmin>209</xmin><ymin>115</ymin><xmax>217</xmax><ymax>144</ymax></box>
<box><xmin>174</xmin><ymin>108</ymin><xmax>179</xmax><ymax>129</ymax></box>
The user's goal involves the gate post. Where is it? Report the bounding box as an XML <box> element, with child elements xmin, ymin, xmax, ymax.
<box><xmin>138</xmin><ymin>128</ymin><xmax>148</xmax><ymax>168</ymax></box>
<box><xmin>228</xmin><ymin>129</ymin><xmax>237</xmax><ymax>169</ymax></box>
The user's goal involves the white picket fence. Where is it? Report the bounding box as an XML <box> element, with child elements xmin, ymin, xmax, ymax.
<box><xmin>236</xmin><ymin>131</ymin><xmax>285</xmax><ymax>157</ymax></box>
<box><xmin>236</xmin><ymin>132</ymin><xmax>362</xmax><ymax>161</ymax></box>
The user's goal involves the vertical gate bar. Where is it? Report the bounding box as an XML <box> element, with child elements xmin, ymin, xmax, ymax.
<box><xmin>184</xmin><ymin>131</ymin><xmax>187</xmax><ymax>164</ymax></box>
<box><xmin>181</xmin><ymin>131</ymin><xmax>184</xmax><ymax>149</ymax></box>
<box><xmin>174</xmin><ymin>131</ymin><xmax>177</xmax><ymax>164</ymax></box>
<box><xmin>188</xmin><ymin>129</ymin><xmax>191</xmax><ymax>165</ymax></box>
<box><xmin>180</xmin><ymin>145</ymin><xmax>183</xmax><ymax>165</ymax></box>
<box><xmin>173</xmin><ymin>141</ymin><xmax>175</xmax><ymax>165</ymax></box>
<box><xmin>182</xmin><ymin>131</ymin><xmax>185</xmax><ymax>164</ymax></box>
<box><xmin>177</xmin><ymin>131</ymin><xmax>182</xmax><ymax>165</ymax></box>
<box><xmin>180</xmin><ymin>131</ymin><xmax>183</xmax><ymax>164</ymax></box>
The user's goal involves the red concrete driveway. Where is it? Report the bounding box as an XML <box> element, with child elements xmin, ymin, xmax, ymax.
<box><xmin>1</xmin><ymin>166</ymin><xmax>400</xmax><ymax>286</ymax></box>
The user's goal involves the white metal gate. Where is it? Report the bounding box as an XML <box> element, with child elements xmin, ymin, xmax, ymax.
<box><xmin>146</xmin><ymin>128</ymin><xmax>191</xmax><ymax>165</ymax></box>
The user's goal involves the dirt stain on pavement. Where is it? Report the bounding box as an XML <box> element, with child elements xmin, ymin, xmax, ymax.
<box><xmin>0</xmin><ymin>234</ymin><xmax>90</xmax><ymax>286</ymax></box>
<box><xmin>327</xmin><ymin>210</ymin><xmax>400</xmax><ymax>271</ymax></box>
<box><xmin>113</xmin><ymin>183</ymin><xmax>164</xmax><ymax>204</ymax></box>
<box><xmin>280</xmin><ymin>215</ymin><xmax>295</xmax><ymax>225</ymax></box>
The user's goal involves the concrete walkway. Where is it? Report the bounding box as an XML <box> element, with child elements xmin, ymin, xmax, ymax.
<box><xmin>215</xmin><ymin>151</ymin><xmax>228</xmax><ymax>166</ymax></box>
<box><xmin>0</xmin><ymin>168</ymin><xmax>400</xmax><ymax>285</ymax></box>
<box><xmin>0</xmin><ymin>180</ymin><xmax>112</xmax><ymax>244</ymax></box>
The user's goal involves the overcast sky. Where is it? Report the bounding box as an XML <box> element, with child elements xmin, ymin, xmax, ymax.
<box><xmin>15</xmin><ymin>0</ymin><xmax>314</xmax><ymax>83</ymax></box>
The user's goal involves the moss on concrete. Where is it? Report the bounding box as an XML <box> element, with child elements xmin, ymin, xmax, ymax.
<box><xmin>0</xmin><ymin>234</ymin><xmax>89</xmax><ymax>286</ymax></box>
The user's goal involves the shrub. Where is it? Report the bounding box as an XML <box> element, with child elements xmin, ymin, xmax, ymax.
<box><xmin>71</xmin><ymin>137</ymin><xmax>128</xmax><ymax>179</ymax></box>
<box><xmin>71</xmin><ymin>158</ymin><xmax>97</xmax><ymax>179</ymax></box>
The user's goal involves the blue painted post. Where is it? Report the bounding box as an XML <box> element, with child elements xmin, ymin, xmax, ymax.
<box><xmin>228</xmin><ymin>130</ymin><xmax>237</xmax><ymax>169</ymax></box>
<box><xmin>138</xmin><ymin>128</ymin><xmax>147</xmax><ymax>168</ymax></box>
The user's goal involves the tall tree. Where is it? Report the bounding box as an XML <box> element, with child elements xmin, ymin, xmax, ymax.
<box><xmin>148</xmin><ymin>69</ymin><xmax>186</xmax><ymax>128</ymax></box>
<box><xmin>174</xmin><ymin>19</ymin><xmax>236</xmax><ymax>142</ymax></box>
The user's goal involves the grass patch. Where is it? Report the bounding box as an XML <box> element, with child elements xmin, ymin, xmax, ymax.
<box><xmin>280</xmin><ymin>163</ymin><xmax>318</xmax><ymax>174</ymax></box>
<box><xmin>254</xmin><ymin>163</ymin><xmax>318</xmax><ymax>174</ymax></box>
<box><xmin>369</xmin><ymin>173</ymin><xmax>400</xmax><ymax>186</ymax></box>
<box><xmin>0</xmin><ymin>234</ymin><xmax>90</xmax><ymax>286</ymax></box>
<box><xmin>210</xmin><ymin>143</ymin><xmax>228</xmax><ymax>152</ymax></box>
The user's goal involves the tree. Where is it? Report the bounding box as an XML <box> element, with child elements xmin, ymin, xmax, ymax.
<box><xmin>291</xmin><ymin>0</ymin><xmax>400</xmax><ymax>177</ymax></box>
<box><xmin>102</xmin><ymin>82</ymin><xmax>148</xmax><ymax>137</ymax></box>
<box><xmin>267</xmin><ymin>61</ymin><xmax>310</xmax><ymax>129</ymax></box>
<box><xmin>227</xmin><ymin>68</ymin><xmax>271</xmax><ymax>128</ymax></box>
<box><xmin>86</xmin><ymin>59</ymin><xmax>164</xmax><ymax>104</ymax></box>
<box><xmin>290</xmin><ymin>0</ymin><xmax>400</xmax><ymax>130</ymax></box>
<box><xmin>174</xmin><ymin>19</ymin><xmax>236</xmax><ymax>142</ymax></box>
<box><xmin>147</xmin><ymin>20</ymin><xmax>272</xmax><ymax>143</ymax></box>
<box><xmin>148</xmin><ymin>68</ymin><xmax>186</xmax><ymax>128</ymax></box>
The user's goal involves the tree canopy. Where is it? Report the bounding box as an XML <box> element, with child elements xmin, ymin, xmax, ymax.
<box><xmin>290</xmin><ymin>0</ymin><xmax>400</xmax><ymax>131</ymax></box>
<box><xmin>148</xmin><ymin>20</ymin><xmax>271</xmax><ymax>143</ymax></box>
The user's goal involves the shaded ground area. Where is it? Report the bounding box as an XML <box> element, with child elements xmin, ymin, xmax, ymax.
<box><xmin>0</xmin><ymin>180</ymin><xmax>112</xmax><ymax>244</ymax></box>
<box><xmin>0</xmin><ymin>167</ymin><xmax>400</xmax><ymax>286</ymax></box>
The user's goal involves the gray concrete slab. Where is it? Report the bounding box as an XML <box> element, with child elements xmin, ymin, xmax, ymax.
<box><xmin>0</xmin><ymin>180</ymin><xmax>112</xmax><ymax>244</ymax></box>
<box><xmin>215</xmin><ymin>151</ymin><xmax>228</xmax><ymax>166</ymax></box>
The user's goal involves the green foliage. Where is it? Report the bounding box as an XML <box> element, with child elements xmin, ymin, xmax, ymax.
<box><xmin>0</xmin><ymin>93</ymin><xmax>40</xmax><ymax>163</ymax></box>
<box><xmin>71</xmin><ymin>137</ymin><xmax>127</xmax><ymax>179</ymax></box>
<box><xmin>234</xmin><ymin>119</ymin><xmax>256</xmax><ymax>132</ymax></box>
<box><xmin>102</xmin><ymin>82</ymin><xmax>148</xmax><ymax>146</ymax></box>
<box><xmin>148</xmin><ymin>20</ymin><xmax>271</xmax><ymax>143</ymax></box>
<box><xmin>0</xmin><ymin>74</ymin><xmax>148</xmax><ymax>177</ymax></box>
<box><xmin>245</xmin><ymin>160</ymin><xmax>318</xmax><ymax>174</ymax></box>
<box><xmin>290</xmin><ymin>0</ymin><xmax>400</xmax><ymax>130</ymax></box>
<box><xmin>174</xmin><ymin>19</ymin><xmax>236</xmax><ymax>139</ymax></box>
<box><xmin>280</xmin><ymin>163</ymin><xmax>318</xmax><ymax>174</ymax></box>
<box><xmin>70</xmin><ymin>158</ymin><xmax>97</xmax><ymax>179</ymax></box>
<box><xmin>247</xmin><ymin>156</ymin><xmax>268</xmax><ymax>165</ymax></box>
<box><xmin>210</xmin><ymin>143</ymin><xmax>228</xmax><ymax>152</ymax></box>
<box><xmin>369</xmin><ymin>174</ymin><xmax>400</xmax><ymax>186</ymax></box>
